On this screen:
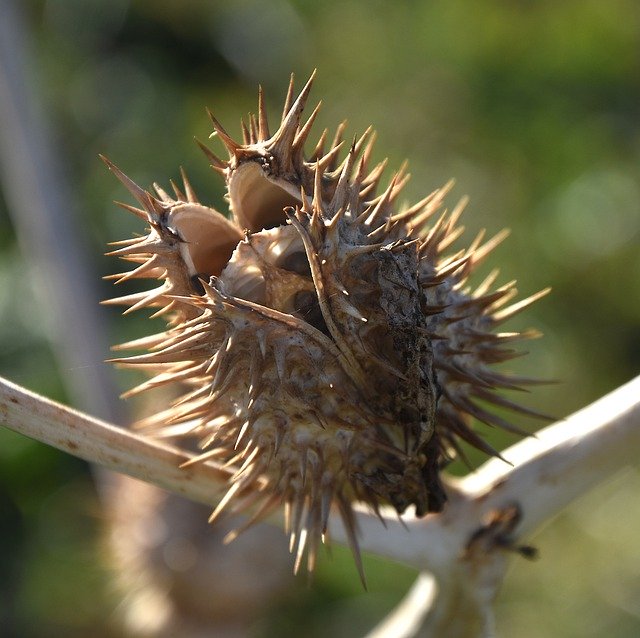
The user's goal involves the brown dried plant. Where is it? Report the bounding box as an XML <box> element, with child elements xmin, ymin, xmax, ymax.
<box><xmin>102</xmin><ymin>72</ymin><xmax>549</xmax><ymax>581</ymax></box>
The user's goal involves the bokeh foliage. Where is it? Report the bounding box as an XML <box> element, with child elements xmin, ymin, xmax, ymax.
<box><xmin>0</xmin><ymin>0</ymin><xmax>639</xmax><ymax>636</ymax></box>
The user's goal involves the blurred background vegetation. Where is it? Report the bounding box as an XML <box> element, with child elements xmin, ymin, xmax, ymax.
<box><xmin>0</xmin><ymin>0</ymin><xmax>639</xmax><ymax>636</ymax></box>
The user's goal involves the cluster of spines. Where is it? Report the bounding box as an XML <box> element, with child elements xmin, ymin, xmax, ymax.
<box><xmin>103</xmin><ymin>72</ymin><xmax>549</xmax><ymax>580</ymax></box>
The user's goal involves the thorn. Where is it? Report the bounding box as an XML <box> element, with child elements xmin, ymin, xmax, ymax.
<box><xmin>282</xmin><ymin>72</ymin><xmax>296</xmax><ymax>121</ymax></box>
<box><xmin>153</xmin><ymin>182</ymin><xmax>172</xmax><ymax>202</ymax></box>
<box><xmin>491</xmin><ymin>288</ymin><xmax>551</xmax><ymax>324</ymax></box>
<box><xmin>391</xmin><ymin>188</ymin><xmax>442</xmax><ymax>224</ymax></box>
<box><xmin>106</xmin><ymin>236</ymin><xmax>147</xmax><ymax>248</ymax></box>
<box><xmin>101</xmin><ymin>288</ymin><xmax>164</xmax><ymax>313</ymax></box>
<box><xmin>317</xmin><ymin>140</ymin><xmax>344</xmax><ymax>172</ymax></box>
<box><xmin>312</xmin><ymin>162</ymin><xmax>323</xmax><ymax>216</ymax></box>
<box><xmin>328</xmin><ymin>120</ymin><xmax>348</xmax><ymax>171</ymax></box>
<box><xmin>351</xmin><ymin>126</ymin><xmax>373</xmax><ymax>160</ymax></box>
<box><xmin>110</xmin><ymin>331</ymin><xmax>170</xmax><ymax>352</ymax></box>
<box><xmin>329</xmin><ymin>138</ymin><xmax>357</xmax><ymax>213</ymax></box>
<box><xmin>114</xmin><ymin>201</ymin><xmax>149</xmax><ymax>221</ymax></box>
<box><xmin>336</xmin><ymin>496</ymin><xmax>367</xmax><ymax>589</ymax></box>
<box><xmin>293</xmin><ymin>527</ymin><xmax>308</xmax><ymax>575</ymax></box>
<box><xmin>272</xmin><ymin>70</ymin><xmax>316</xmax><ymax>158</ymax></box>
<box><xmin>444</xmin><ymin>194</ymin><xmax>468</xmax><ymax>234</ymax></box>
<box><xmin>100</xmin><ymin>155</ymin><xmax>159</xmax><ymax>213</ymax></box>
<box><xmin>360</xmin><ymin>129</ymin><xmax>377</xmax><ymax>173</ymax></box>
<box><xmin>257</xmin><ymin>84</ymin><xmax>270</xmax><ymax>140</ymax></box>
<box><xmin>223</xmin><ymin>497</ymin><xmax>280</xmax><ymax>544</ymax></box>
<box><xmin>339</xmin><ymin>297</ymin><xmax>368</xmax><ymax>323</ymax></box>
<box><xmin>477</xmin><ymin>398</ymin><xmax>542</xmax><ymax>432</ymax></box>
<box><xmin>206</xmin><ymin>108</ymin><xmax>240</xmax><ymax>156</ymax></box>
<box><xmin>290</xmin><ymin>488</ymin><xmax>307</xmax><ymax>555</ymax></box>
<box><xmin>362</xmin><ymin>158</ymin><xmax>388</xmax><ymax>188</ymax></box>
<box><xmin>180</xmin><ymin>167</ymin><xmax>198</xmax><ymax>203</ymax></box>
<box><xmin>232</xmin><ymin>445</ymin><xmax>261</xmax><ymax>481</ymax></box>
<box><xmin>470</xmin><ymin>229</ymin><xmax>511</xmax><ymax>268</ymax></box>
<box><xmin>419</xmin><ymin>210</ymin><xmax>450</xmax><ymax>257</ymax></box>
<box><xmin>345</xmin><ymin>242</ymin><xmax>384</xmax><ymax>257</ymax></box>
<box><xmin>310</xmin><ymin>128</ymin><xmax>328</xmax><ymax>160</ymax></box>
<box><xmin>363</xmin><ymin>174</ymin><xmax>398</xmax><ymax>227</ymax></box>
<box><xmin>473</xmin><ymin>269</ymin><xmax>501</xmax><ymax>297</ymax></box>
<box><xmin>273</xmin><ymin>422</ymin><xmax>284</xmax><ymax>458</ymax></box>
<box><xmin>437</xmin><ymin>223</ymin><xmax>466</xmax><ymax>253</ymax></box>
<box><xmin>170</xmin><ymin>179</ymin><xmax>186</xmax><ymax>201</ymax></box>
<box><xmin>195</xmin><ymin>138</ymin><xmax>228</xmax><ymax>174</ymax></box>
<box><xmin>434</xmin><ymin>254</ymin><xmax>471</xmax><ymax>281</ymax></box>
<box><xmin>299</xmin><ymin>446</ymin><xmax>309</xmax><ymax>488</ymax></box>
<box><xmin>180</xmin><ymin>448</ymin><xmax>226</xmax><ymax>468</ymax></box>
<box><xmin>299</xmin><ymin>186</ymin><xmax>312</xmax><ymax>213</ymax></box>
<box><xmin>110</xmin><ymin>254</ymin><xmax>160</xmax><ymax>284</ymax></box>
<box><xmin>234</xmin><ymin>420</ymin><xmax>251</xmax><ymax>450</ymax></box>
<box><xmin>249</xmin><ymin>113</ymin><xmax>259</xmax><ymax>144</ymax></box>
<box><xmin>240</xmin><ymin>117</ymin><xmax>251</xmax><ymax>145</ymax></box>
<box><xmin>208</xmin><ymin>482</ymin><xmax>242</xmax><ymax>523</ymax></box>
<box><xmin>293</xmin><ymin>101</ymin><xmax>322</xmax><ymax>152</ymax></box>
<box><xmin>440</xmin><ymin>405</ymin><xmax>507</xmax><ymax>460</ymax></box>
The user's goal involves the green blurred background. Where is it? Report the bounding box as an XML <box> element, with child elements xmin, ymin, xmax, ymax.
<box><xmin>0</xmin><ymin>0</ymin><xmax>639</xmax><ymax>636</ymax></box>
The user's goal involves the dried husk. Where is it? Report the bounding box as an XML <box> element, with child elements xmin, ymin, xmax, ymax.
<box><xmin>103</xmin><ymin>72</ymin><xmax>548</xmax><ymax>579</ymax></box>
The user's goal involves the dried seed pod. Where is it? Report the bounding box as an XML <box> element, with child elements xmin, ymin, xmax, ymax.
<box><xmin>103</xmin><ymin>73</ymin><xmax>548</xmax><ymax>580</ymax></box>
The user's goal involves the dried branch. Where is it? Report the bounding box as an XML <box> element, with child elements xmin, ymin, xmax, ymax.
<box><xmin>0</xmin><ymin>376</ymin><xmax>230</xmax><ymax>504</ymax></box>
<box><xmin>364</xmin><ymin>573</ymin><xmax>437</xmax><ymax>638</ymax></box>
<box><xmin>353</xmin><ymin>374</ymin><xmax>640</xmax><ymax>637</ymax></box>
<box><xmin>2</xmin><ymin>373</ymin><xmax>639</xmax><ymax>638</ymax></box>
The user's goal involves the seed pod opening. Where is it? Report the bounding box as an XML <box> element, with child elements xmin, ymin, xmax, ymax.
<box><xmin>103</xmin><ymin>73</ymin><xmax>548</xmax><ymax>580</ymax></box>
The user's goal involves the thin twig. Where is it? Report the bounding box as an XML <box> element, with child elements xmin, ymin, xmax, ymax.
<box><xmin>0</xmin><ymin>376</ymin><xmax>230</xmax><ymax>504</ymax></box>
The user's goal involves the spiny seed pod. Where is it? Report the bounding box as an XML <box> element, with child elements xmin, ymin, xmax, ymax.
<box><xmin>102</xmin><ymin>72</ymin><xmax>549</xmax><ymax>580</ymax></box>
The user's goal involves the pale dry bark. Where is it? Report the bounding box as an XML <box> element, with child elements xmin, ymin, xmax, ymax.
<box><xmin>2</xmin><ymin>374</ymin><xmax>639</xmax><ymax>637</ymax></box>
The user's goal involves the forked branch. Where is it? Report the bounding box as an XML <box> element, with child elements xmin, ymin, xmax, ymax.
<box><xmin>1</xmin><ymin>374</ymin><xmax>639</xmax><ymax>638</ymax></box>
<box><xmin>355</xmin><ymin>374</ymin><xmax>640</xmax><ymax>637</ymax></box>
